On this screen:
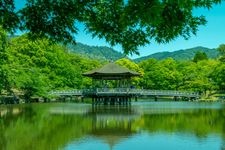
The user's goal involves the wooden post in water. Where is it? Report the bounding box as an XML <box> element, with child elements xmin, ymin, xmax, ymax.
<box><xmin>129</xmin><ymin>97</ymin><xmax>131</xmax><ymax>105</ymax></box>
<box><xmin>154</xmin><ymin>96</ymin><xmax>158</xmax><ymax>101</ymax></box>
<box><xmin>92</xmin><ymin>97</ymin><xmax>94</xmax><ymax>105</ymax></box>
<box><xmin>135</xmin><ymin>96</ymin><xmax>137</xmax><ymax>102</ymax></box>
<box><xmin>174</xmin><ymin>96</ymin><xmax>177</xmax><ymax>101</ymax></box>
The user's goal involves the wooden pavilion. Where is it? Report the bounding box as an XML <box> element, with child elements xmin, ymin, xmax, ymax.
<box><xmin>83</xmin><ymin>62</ymin><xmax>140</xmax><ymax>105</ymax></box>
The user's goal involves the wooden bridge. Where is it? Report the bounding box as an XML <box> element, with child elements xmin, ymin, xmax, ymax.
<box><xmin>49</xmin><ymin>88</ymin><xmax>199</xmax><ymax>99</ymax></box>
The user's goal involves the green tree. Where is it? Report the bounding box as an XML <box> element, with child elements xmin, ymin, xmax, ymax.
<box><xmin>193</xmin><ymin>51</ymin><xmax>208</xmax><ymax>63</ymax></box>
<box><xmin>116</xmin><ymin>58</ymin><xmax>144</xmax><ymax>75</ymax></box>
<box><xmin>4</xmin><ymin>34</ymin><xmax>102</xmax><ymax>99</ymax></box>
<box><xmin>217</xmin><ymin>44</ymin><xmax>225</xmax><ymax>55</ymax></box>
<box><xmin>179</xmin><ymin>60</ymin><xmax>218</xmax><ymax>94</ymax></box>
<box><xmin>0</xmin><ymin>0</ymin><xmax>222</xmax><ymax>54</ymax></box>
<box><xmin>69</xmin><ymin>54</ymin><xmax>101</xmax><ymax>88</ymax></box>
<box><xmin>217</xmin><ymin>44</ymin><xmax>225</xmax><ymax>62</ymax></box>
<box><xmin>116</xmin><ymin>58</ymin><xmax>144</xmax><ymax>86</ymax></box>
<box><xmin>138</xmin><ymin>58</ymin><xmax>158</xmax><ymax>89</ymax></box>
<box><xmin>139</xmin><ymin>58</ymin><xmax>217</xmax><ymax>93</ymax></box>
<box><xmin>0</xmin><ymin>1</ymin><xmax>19</xmax><ymax>32</ymax></box>
<box><xmin>4</xmin><ymin>35</ymin><xmax>92</xmax><ymax>99</ymax></box>
<box><xmin>139</xmin><ymin>58</ymin><xmax>182</xmax><ymax>90</ymax></box>
<box><xmin>14</xmin><ymin>68</ymin><xmax>48</xmax><ymax>102</ymax></box>
<box><xmin>211</xmin><ymin>62</ymin><xmax>225</xmax><ymax>90</ymax></box>
<box><xmin>0</xmin><ymin>26</ymin><xmax>11</xmax><ymax>94</ymax></box>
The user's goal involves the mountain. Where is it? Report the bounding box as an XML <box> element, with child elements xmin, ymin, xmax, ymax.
<box><xmin>67</xmin><ymin>43</ymin><xmax>219</xmax><ymax>62</ymax></box>
<box><xmin>134</xmin><ymin>46</ymin><xmax>219</xmax><ymax>62</ymax></box>
<box><xmin>67</xmin><ymin>43</ymin><xmax>125</xmax><ymax>61</ymax></box>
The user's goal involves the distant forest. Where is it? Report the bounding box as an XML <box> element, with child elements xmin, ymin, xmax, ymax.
<box><xmin>134</xmin><ymin>46</ymin><xmax>219</xmax><ymax>62</ymax></box>
<box><xmin>67</xmin><ymin>42</ymin><xmax>219</xmax><ymax>62</ymax></box>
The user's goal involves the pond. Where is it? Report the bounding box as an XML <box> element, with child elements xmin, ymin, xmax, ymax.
<box><xmin>0</xmin><ymin>102</ymin><xmax>225</xmax><ymax>150</ymax></box>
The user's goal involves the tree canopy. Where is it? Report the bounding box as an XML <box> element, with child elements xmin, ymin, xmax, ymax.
<box><xmin>0</xmin><ymin>0</ymin><xmax>223</xmax><ymax>54</ymax></box>
<box><xmin>193</xmin><ymin>51</ymin><xmax>208</xmax><ymax>62</ymax></box>
<box><xmin>217</xmin><ymin>44</ymin><xmax>225</xmax><ymax>62</ymax></box>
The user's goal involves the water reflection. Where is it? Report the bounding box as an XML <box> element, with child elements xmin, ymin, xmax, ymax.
<box><xmin>88</xmin><ymin>106</ymin><xmax>139</xmax><ymax>149</ymax></box>
<box><xmin>0</xmin><ymin>102</ymin><xmax>225</xmax><ymax>150</ymax></box>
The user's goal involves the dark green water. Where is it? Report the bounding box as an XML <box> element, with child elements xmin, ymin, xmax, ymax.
<box><xmin>0</xmin><ymin>102</ymin><xmax>225</xmax><ymax>150</ymax></box>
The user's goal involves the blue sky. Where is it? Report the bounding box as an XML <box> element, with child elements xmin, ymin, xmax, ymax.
<box><xmin>15</xmin><ymin>1</ymin><xmax>225</xmax><ymax>59</ymax></box>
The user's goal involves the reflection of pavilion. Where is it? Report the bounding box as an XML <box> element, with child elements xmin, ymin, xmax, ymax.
<box><xmin>88</xmin><ymin>105</ymin><xmax>140</xmax><ymax>149</ymax></box>
<box><xmin>83</xmin><ymin>62</ymin><xmax>140</xmax><ymax>105</ymax></box>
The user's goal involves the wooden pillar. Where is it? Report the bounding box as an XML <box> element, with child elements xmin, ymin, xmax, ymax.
<box><xmin>62</xmin><ymin>96</ymin><xmax>66</xmax><ymax>102</ymax></box>
<box><xmin>110</xmin><ymin>97</ymin><xmax>115</xmax><ymax>105</ymax></box>
<box><xmin>104</xmin><ymin>97</ymin><xmax>107</xmax><ymax>105</ymax></box>
<box><xmin>92</xmin><ymin>97</ymin><xmax>96</xmax><ymax>105</ymax></box>
<box><xmin>99</xmin><ymin>97</ymin><xmax>102</xmax><ymax>105</ymax></box>
<box><xmin>154</xmin><ymin>96</ymin><xmax>158</xmax><ymax>101</ymax></box>
<box><xmin>181</xmin><ymin>97</ymin><xmax>185</xmax><ymax>101</ymax></box>
<box><xmin>120</xmin><ymin>97</ymin><xmax>123</xmax><ymax>105</ymax></box>
<box><xmin>118</xmin><ymin>97</ymin><xmax>121</xmax><ymax>105</ymax></box>
<box><xmin>123</xmin><ymin>97</ymin><xmax>125</xmax><ymax>105</ymax></box>
<box><xmin>174</xmin><ymin>96</ymin><xmax>177</xmax><ymax>101</ymax></box>
<box><xmin>125</xmin><ymin>97</ymin><xmax>128</xmax><ymax>105</ymax></box>
<box><xmin>95</xmin><ymin>97</ymin><xmax>98</xmax><ymax>105</ymax></box>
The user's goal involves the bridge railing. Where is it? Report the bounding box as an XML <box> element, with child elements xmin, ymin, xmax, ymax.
<box><xmin>49</xmin><ymin>89</ymin><xmax>83</xmax><ymax>96</ymax></box>
<box><xmin>82</xmin><ymin>88</ymin><xmax>131</xmax><ymax>95</ymax></box>
<box><xmin>89</xmin><ymin>88</ymin><xmax>142</xmax><ymax>94</ymax></box>
<box><xmin>49</xmin><ymin>88</ymin><xmax>199</xmax><ymax>97</ymax></box>
<box><xmin>97</xmin><ymin>88</ymin><xmax>130</xmax><ymax>93</ymax></box>
<box><xmin>140</xmin><ymin>89</ymin><xmax>198</xmax><ymax>97</ymax></box>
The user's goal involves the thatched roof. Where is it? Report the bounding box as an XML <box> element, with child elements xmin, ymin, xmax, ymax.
<box><xmin>83</xmin><ymin>62</ymin><xmax>140</xmax><ymax>79</ymax></box>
